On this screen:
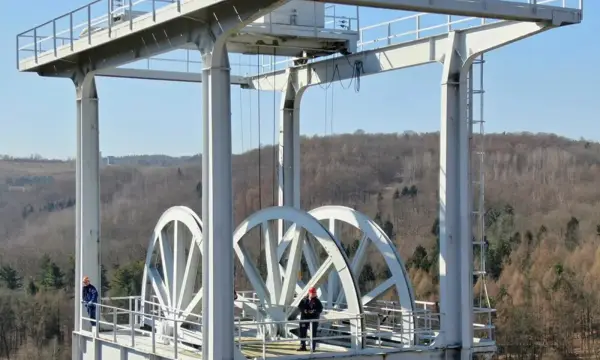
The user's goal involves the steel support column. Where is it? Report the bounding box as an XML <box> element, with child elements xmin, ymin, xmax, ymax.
<box><xmin>74</xmin><ymin>73</ymin><xmax>101</xmax><ymax>333</ymax></box>
<box><xmin>200</xmin><ymin>36</ymin><xmax>235</xmax><ymax>360</ymax></box>
<box><xmin>438</xmin><ymin>31</ymin><xmax>472</xmax><ymax>356</ymax></box>
<box><xmin>277</xmin><ymin>69</ymin><xmax>304</xmax><ymax>240</ymax></box>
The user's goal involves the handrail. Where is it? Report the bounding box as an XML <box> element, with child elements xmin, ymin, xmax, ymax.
<box><xmin>82</xmin><ymin>299</ymin><xmax>451</xmax><ymax>357</ymax></box>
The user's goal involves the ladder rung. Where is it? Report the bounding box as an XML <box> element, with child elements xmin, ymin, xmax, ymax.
<box><xmin>473</xmin><ymin>270</ymin><xmax>487</xmax><ymax>275</ymax></box>
<box><xmin>473</xmin><ymin>241</ymin><xmax>486</xmax><ymax>246</ymax></box>
<box><xmin>472</xmin><ymin>90</ymin><xmax>485</xmax><ymax>94</ymax></box>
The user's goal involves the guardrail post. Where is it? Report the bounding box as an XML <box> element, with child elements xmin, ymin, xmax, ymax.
<box><xmin>377</xmin><ymin>315</ymin><xmax>381</xmax><ymax>347</ymax></box>
<box><xmin>113</xmin><ymin>307</ymin><xmax>117</xmax><ymax>342</ymax></box>
<box><xmin>309</xmin><ymin>322</ymin><xmax>313</xmax><ymax>354</ymax></box>
<box><xmin>87</xmin><ymin>5</ymin><xmax>92</xmax><ymax>44</ymax></box>
<box><xmin>416</xmin><ymin>15</ymin><xmax>421</xmax><ymax>39</ymax></box>
<box><xmin>262</xmin><ymin>326</ymin><xmax>266</xmax><ymax>359</ymax></box>
<box><xmin>177</xmin><ymin>0</ymin><xmax>181</xmax><ymax>12</ymax></box>
<box><xmin>152</xmin><ymin>0</ymin><xmax>156</xmax><ymax>21</ymax></box>
<box><xmin>151</xmin><ymin>316</ymin><xmax>156</xmax><ymax>353</ymax></box>
<box><xmin>69</xmin><ymin>13</ymin><xmax>74</xmax><ymax>50</ymax></box>
<box><xmin>134</xmin><ymin>298</ymin><xmax>139</xmax><ymax>326</ymax></box>
<box><xmin>238</xmin><ymin>317</ymin><xmax>242</xmax><ymax>350</ymax></box>
<box><xmin>130</xmin><ymin>312</ymin><xmax>135</xmax><ymax>347</ymax></box>
<box><xmin>33</xmin><ymin>28</ymin><xmax>38</xmax><ymax>63</ymax></box>
<box><xmin>95</xmin><ymin>306</ymin><xmax>100</xmax><ymax>338</ymax></box>
<box><xmin>108</xmin><ymin>0</ymin><xmax>112</xmax><ymax>37</ymax></box>
<box><xmin>387</xmin><ymin>23</ymin><xmax>391</xmax><ymax>45</ymax></box>
<box><xmin>129</xmin><ymin>0</ymin><xmax>133</xmax><ymax>30</ymax></box>
<box><xmin>52</xmin><ymin>20</ymin><xmax>57</xmax><ymax>56</ymax></box>
<box><xmin>173</xmin><ymin>319</ymin><xmax>178</xmax><ymax>359</ymax></box>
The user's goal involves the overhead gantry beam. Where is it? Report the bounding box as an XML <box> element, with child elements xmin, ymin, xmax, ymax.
<box><xmin>318</xmin><ymin>0</ymin><xmax>582</xmax><ymax>25</ymax></box>
<box><xmin>246</xmin><ymin>20</ymin><xmax>553</xmax><ymax>91</ymax></box>
<box><xmin>95</xmin><ymin>68</ymin><xmax>249</xmax><ymax>85</ymax></box>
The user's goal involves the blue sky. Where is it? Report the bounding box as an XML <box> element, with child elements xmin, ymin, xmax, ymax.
<box><xmin>0</xmin><ymin>1</ymin><xmax>598</xmax><ymax>159</ymax></box>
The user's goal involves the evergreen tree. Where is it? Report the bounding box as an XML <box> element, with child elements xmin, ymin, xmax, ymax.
<box><xmin>0</xmin><ymin>265</ymin><xmax>22</xmax><ymax>290</ymax></box>
<box><xmin>27</xmin><ymin>277</ymin><xmax>38</xmax><ymax>295</ymax></box>
<box><xmin>39</xmin><ymin>255</ymin><xmax>64</xmax><ymax>290</ymax></box>
<box><xmin>111</xmin><ymin>261</ymin><xmax>145</xmax><ymax>297</ymax></box>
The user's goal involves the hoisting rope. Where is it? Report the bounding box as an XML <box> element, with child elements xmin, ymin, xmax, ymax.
<box><xmin>272</xmin><ymin>49</ymin><xmax>277</xmax><ymax>208</ymax></box>
<box><xmin>257</xmin><ymin>51</ymin><xmax>264</xmax><ymax>275</ymax></box>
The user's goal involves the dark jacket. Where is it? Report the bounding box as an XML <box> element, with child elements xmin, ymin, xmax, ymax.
<box><xmin>83</xmin><ymin>284</ymin><xmax>98</xmax><ymax>304</ymax></box>
<box><xmin>298</xmin><ymin>297</ymin><xmax>323</xmax><ymax>320</ymax></box>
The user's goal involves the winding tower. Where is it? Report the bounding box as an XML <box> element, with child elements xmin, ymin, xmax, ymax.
<box><xmin>15</xmin><ymin>0</ymin><xmax>583</xmax><ymax>359</ymax></box>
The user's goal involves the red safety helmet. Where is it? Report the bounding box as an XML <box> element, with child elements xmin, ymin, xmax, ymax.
<box><xmin>308</xmin><ymin>287</ymin><xmax>317</xmax><ymax>295</ymax></box>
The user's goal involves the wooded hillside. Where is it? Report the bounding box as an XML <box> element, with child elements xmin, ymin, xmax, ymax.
<box><xmin>0</xmin><ymin>132</ymin><xmax>599</xmax><ymax>359</ymax></box>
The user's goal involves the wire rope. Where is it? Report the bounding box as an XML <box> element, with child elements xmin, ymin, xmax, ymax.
<box><xmin>257</xmin><ymin>50</ymin><xmax>264</xmax><ymax>276</ymax></box>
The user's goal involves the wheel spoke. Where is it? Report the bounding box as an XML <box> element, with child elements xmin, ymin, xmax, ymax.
<box><xmin>148</xmin><ymin>267</ymin><xmax>170</xmax><ymax>314</ymax></box>
<box><xmin>182</xmin><ymin>289</ymin><xmax>202</xmax><ymax>319</ymax></box>
<box><xmin>336</xmin><ymin>234</ymin><xmax>370</xmax><ymax>305</ymax></box>
<box><xmin>177</xmin><ymin>236</ymin><xmax>200</xmax><ymax>311</ymax></box>
<box><xmin>279</xmin><ymin>228</ymin><xmax>305</xmax><ymax>306</ymax></box>
<box><xmin>263</xmin><ymin>222</ymin><xmax>282</xmax><ymax>304</ymax></box>
<box><xmin>173</xmin><ymin>221</ymin><xmax>187</xmax><ymax>310</ymax></box>
<box><xmin>234</xmin><ymin>241</ymin><xmax>271</xmax><ymax>307</ymax></box>
<box><xmin>287</xmin><ymin>256</ymin><xmax>334</xmax><ymax>314</ymax></box>
<box><xmin>302</xmin><ymin>232</ymin><xmax>329</xmax><ymax>300</ymax></box>
<box><xmin>158</xmin><ymin>230</ymin><xmax>174</xmax><ymax>308</ymax></box>
<box><xmin>361</xmin><ymin>277</ymin><xmax>395</xmax><ymax>305</ymax></box>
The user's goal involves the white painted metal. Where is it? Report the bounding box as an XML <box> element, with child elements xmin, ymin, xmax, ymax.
<box><xmin>254</xmin><ymin>1</ymin><xmax>326</xmax><ymax>27</ymax></box>
<box><xmin>316</xmin><ymin>0</ymin><xmax>582</xmax><ymax>24</ymax></box>
<box><xmin>140</xmin><ymin>206</ymin><xmax>203</xmax><ymax>332</ymax></box>
<box><xmin>278</xmin><ymin>68</ymin><xmax>305</xmax><ymax>240</ymax></box>
<box><xmin>200</xmin><ymin>35</ymin><xmax>235</xmax><ymax>360</ymax></box>
<box><xmin>235</xmin><ymin>206</ymin><xmax>364</xmax><ymax>347</ymax></box>
<box><xmin>76</xmin><ymin>73</ymin><xmax>101</xmax><ymax>333</ymax></box>
<box><xmin>95</xmin><ymin>68</ymin><xmax>249</xmax><ymax>85</ymax></box>
<box><xmin>16</xmin><ymin>0</ymin><xmax>358</xmax><ymax>73</ymax></box>
<box><xmin>306</xmin><ymin>205</ymin><xmax>416</xmax><ymax>345</ymax></box>
<box><xmin>248</xmin><ymin>21</ymin><xmax>554</xmax><ymax>91</ymax></box>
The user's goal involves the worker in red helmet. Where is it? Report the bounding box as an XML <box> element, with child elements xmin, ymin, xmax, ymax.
<box><xmin>296</xmin><ymin>287</ymin><xmax>323</xmax><ymax>352</ymax></box>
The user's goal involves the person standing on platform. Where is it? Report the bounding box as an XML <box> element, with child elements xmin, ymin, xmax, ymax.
<box><xmin>82</xmin><ymin>276</ymin><xmax>99</xmax><ymax>327</ymax></box>
<box><xmin>297</xmin><ymin>287</ymin><xmax>323</xmax><ymax>352</ymax></box>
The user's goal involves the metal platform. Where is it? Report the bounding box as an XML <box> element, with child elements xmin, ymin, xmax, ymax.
<box><xmin>15</xmin><ymin>0</ymin><xmax>581</xmax><ymax>75</ymax></box>
<box><xmin>16</xmin><ymin>0</ymin><xmax>359</xmax><ymax>74</ymax></box>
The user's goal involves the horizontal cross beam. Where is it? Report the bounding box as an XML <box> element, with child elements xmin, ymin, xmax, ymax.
<box><xmin>95</xmin><ymin>68</ymin><xmax>249</xmax><ymax>85</ymax></box>
<box><xmin>318</xmin><ymin>0</ymin><xmax>582</xmax><ymax>25</ymax></box>
<box><xmin>245</xmin><ymin>20</ymin><xmax>550</xmax><ymax>91</ymax></box>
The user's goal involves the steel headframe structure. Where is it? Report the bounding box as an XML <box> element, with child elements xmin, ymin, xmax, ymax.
<box><xmin>15</xmin><ymin>0</ymin><xmax>582</xmax><ymax>359</ymax></box>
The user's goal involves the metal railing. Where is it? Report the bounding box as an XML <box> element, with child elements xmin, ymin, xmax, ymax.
<box><xmin>17</xmin><ymin>0</ymin><xmax>581</xmax><ymax>73</ymax></box>
<box><xmin>82</xmin><ymin>297</ymin><xmax>444</xmax><ymax>358</ymax></box>
<box><xmin>245</xmin><ymin>0</ymin><xmax>582</xmax><ymax>74</ymax></box>
<box><xmin>357</xmin><ymin>0</ymin><xmax>581</xmax><ymax>51</ymax></box>
<box><xmin>16</xmin><ymin>0</ymin><xmax>183</xmax><ymax>68</ymax></box>
<box><xmin>15</xmin><ymin>0</ymin><xmax>359</xmax><ymax>70</ymax></box>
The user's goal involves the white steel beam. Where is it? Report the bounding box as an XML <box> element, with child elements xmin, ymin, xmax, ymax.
<box><xmin>200</xmin><ymin>33</ymin><xmax>235</xmax><ymax>360</ymax></box>
<box><xmin>438</xmin><ymin>31</ymin><xmax>464</xmax><ymax>350</ymax></box>
<box><xmin>95</xmin><ymin>68</ymin><xmax>249</xmax><ymax>86</ymax></box>
<box><xmin>436</xmin><ymin>17</ymin><xmax>548</xmax><ymax>359</ymax></box>
<box><xmin>317</xmin><ymin>0</ymin><xmax>581</xmax><ymax>24</ymax></box>
<box><xmin>75</xmin><ymin>73</ymin><xmax>101</xmax><ymax>333</ymax></box>
<box><xmin>247</xmin><ymin>21</ymin><xmax>551</xmax><ymax>91</ymax></box>
<box><xmin>277</xmin><ymin>69</ymin><xmax>304</xmax><ymax>241</ymax></box>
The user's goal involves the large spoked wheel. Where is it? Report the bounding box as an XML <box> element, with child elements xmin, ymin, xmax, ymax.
<box><xmin>308</xmin><ymin>205</ymin><xmax>417</xmax><ymax>345</ymax></box>
<box><xmin>140</xmin><ymin>206</ymin><xmax>204</xmax><ymax>335</ymax></box>
<box><xmin>234</xmin><ymin>206</ymin><xmax>364</xmax><ymax>348</ymax></box>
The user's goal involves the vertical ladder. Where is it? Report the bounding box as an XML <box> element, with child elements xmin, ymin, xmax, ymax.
<box><xmin>468</xmin><ymin>53</ymin><xmax>493</xmax><ymax>340</ymax></box>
